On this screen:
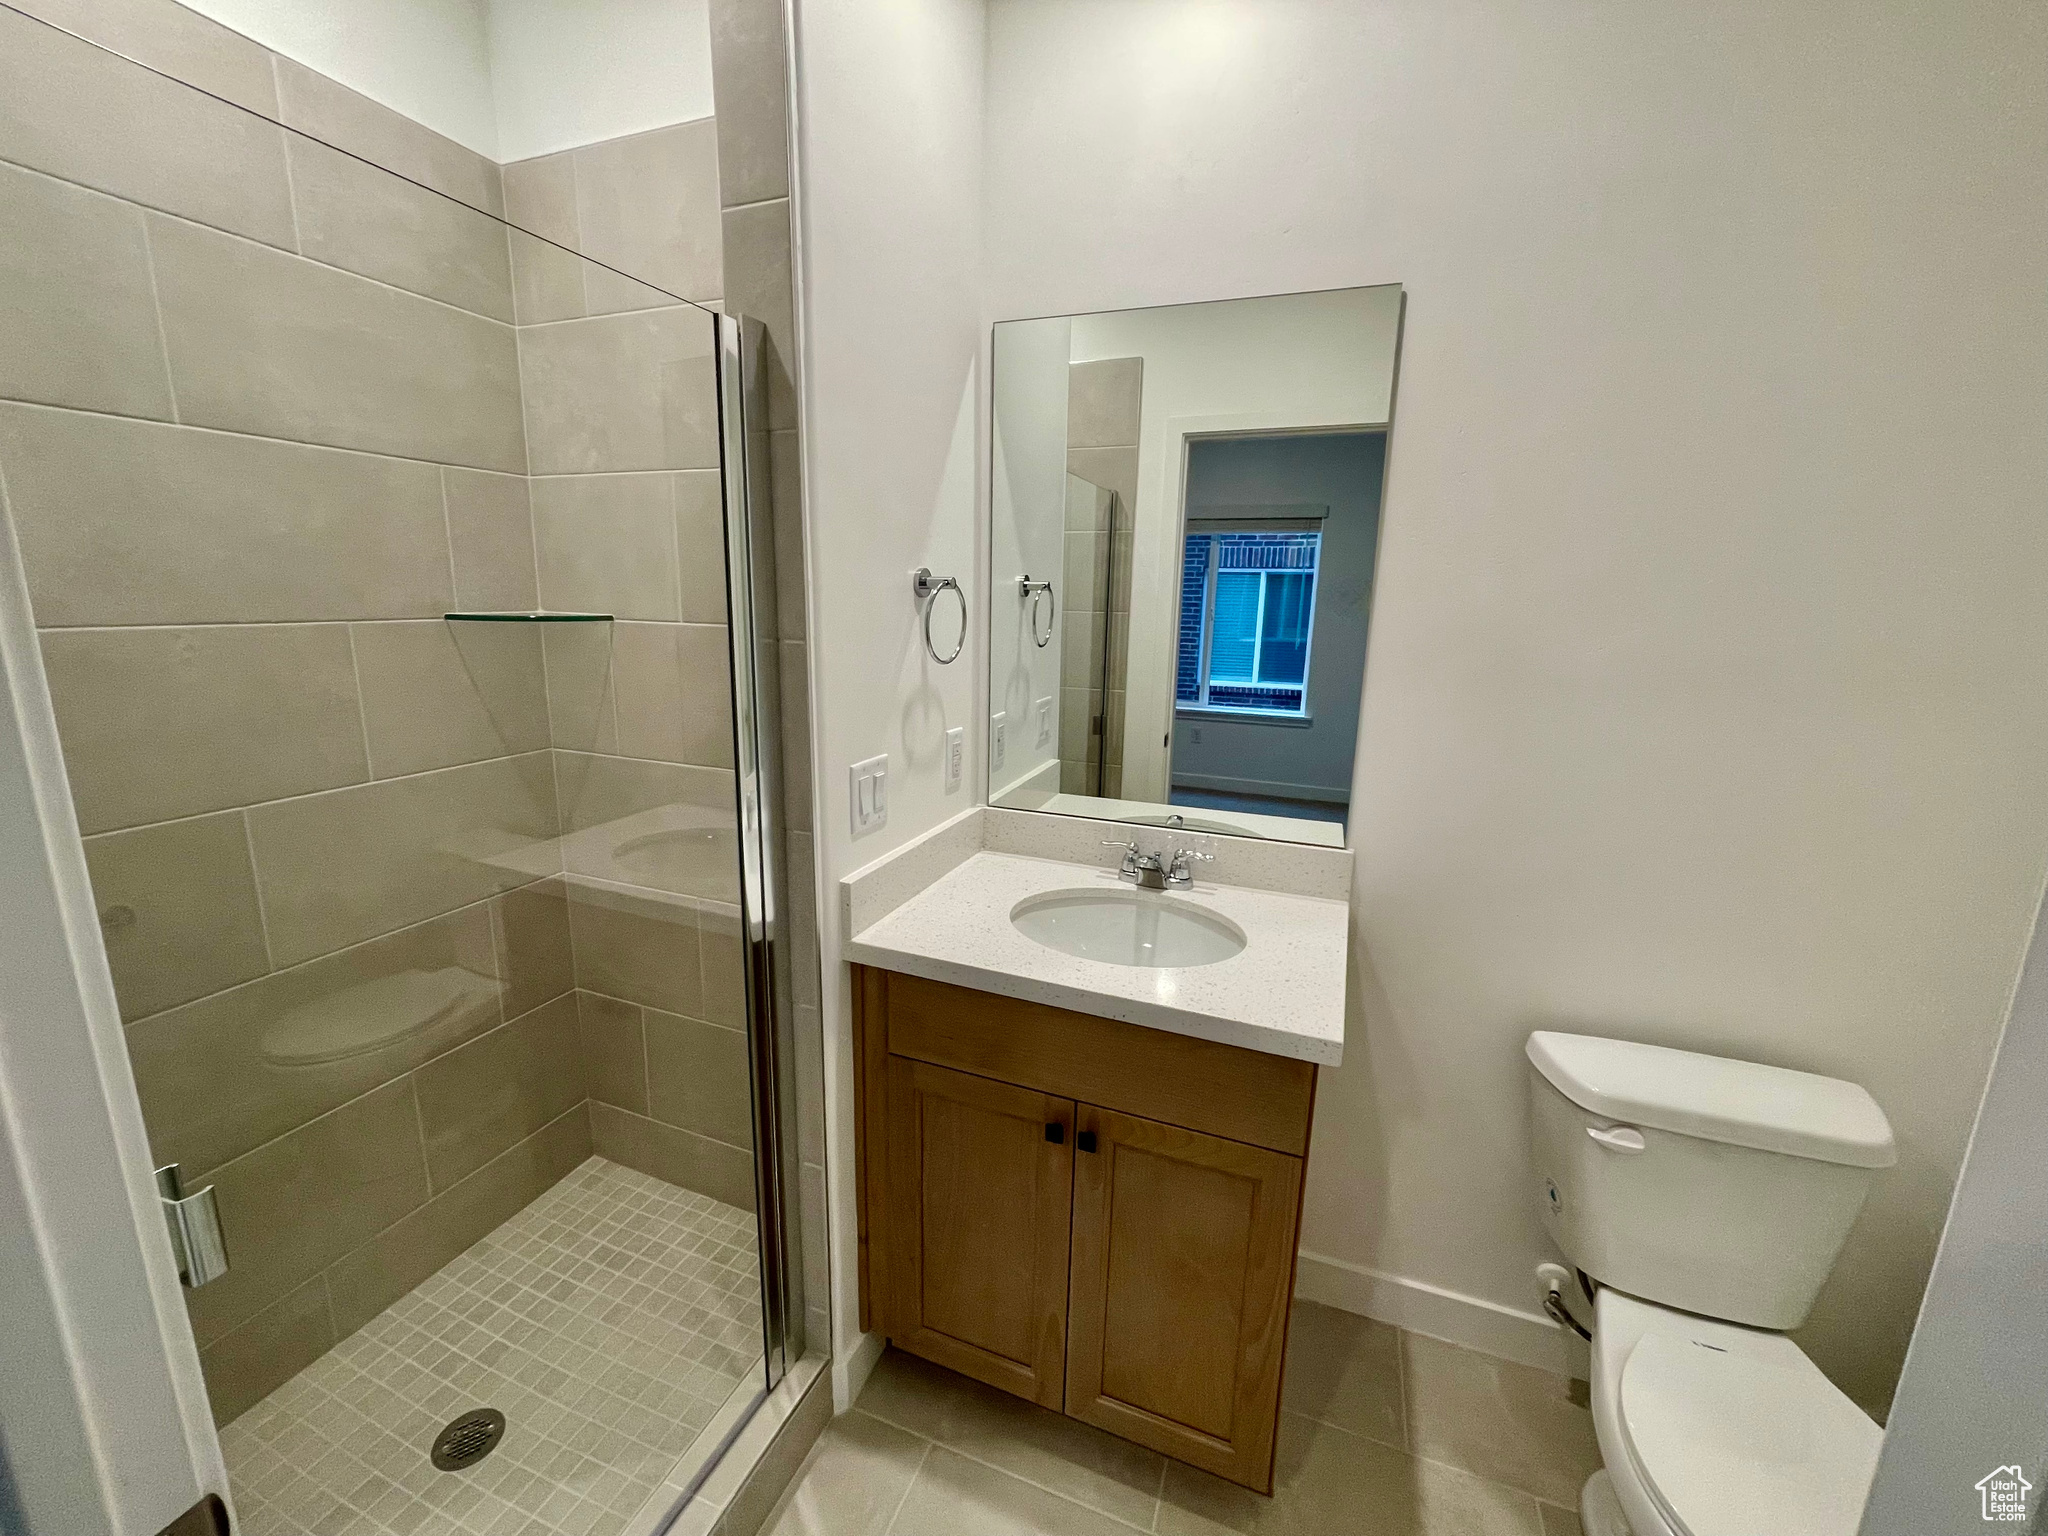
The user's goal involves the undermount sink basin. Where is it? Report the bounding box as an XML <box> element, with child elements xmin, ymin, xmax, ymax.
<box><xmin>1009</xmin><ymin>888</ymin><xmax>1248</xmax><ymax>969</ymax></box>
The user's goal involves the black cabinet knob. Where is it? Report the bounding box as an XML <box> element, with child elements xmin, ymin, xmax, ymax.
<box><xmin>1076</xmin><ymin>1130</ymin><xmax>1098</xmax><ymax>1154</ymax></box>
<box><xmin>1045</xmin><ymin>1122</ymin><xmax>1064</xmax><ymax>1144</ymax></box>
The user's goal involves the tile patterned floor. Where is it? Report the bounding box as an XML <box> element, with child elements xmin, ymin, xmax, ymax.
<box><xmin>763</xmin><ymin>1303</ymin><xmax>1597</xmax><ymax>1536</ymax></box>
<box><xmin>223</xmin><ymin>1158</ymin><xmax>763</xmax><ymax>1536</ymax></box>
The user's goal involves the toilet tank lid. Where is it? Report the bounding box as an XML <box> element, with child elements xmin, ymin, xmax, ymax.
<box><xmin>1526</xmin><ymin>1032</ymin><xmax>1896</xmax><ymax>1168</ymax></box>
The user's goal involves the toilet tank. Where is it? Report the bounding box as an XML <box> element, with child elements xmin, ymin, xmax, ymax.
<box><xmin>1526</xmin><ymin>1032</ymin><xmax>1895</xmax><ymax>1330</ymax></box>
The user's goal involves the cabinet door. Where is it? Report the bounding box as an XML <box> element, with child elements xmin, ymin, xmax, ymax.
<box><xmin>1065</xmin><ymin>1104</ymin><xmax>1304</xmax><ymax>1491</ymax></box>
<box><xmin>883</xmin><ymin>1056</ymin><xmax>1076</xmax><ymax>1407</ymax></box>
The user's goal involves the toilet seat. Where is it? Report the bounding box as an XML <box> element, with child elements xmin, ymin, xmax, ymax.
<box><xmin>1616</xmin><ymin>1330</ymin><xmax>1882</xmax><ymax>1536</ymax></box>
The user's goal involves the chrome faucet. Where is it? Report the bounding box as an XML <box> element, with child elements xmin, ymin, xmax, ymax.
<box><xmin>1102</xmin><ymin>840</ymin><xmax>1216</xmax><ymax>891</ymax></box>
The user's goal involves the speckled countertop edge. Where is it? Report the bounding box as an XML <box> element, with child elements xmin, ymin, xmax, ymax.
<box><xmin>844</xmin><ymin>849</ymin><xmax>1347</xmax><ymax>1064</ymax></box>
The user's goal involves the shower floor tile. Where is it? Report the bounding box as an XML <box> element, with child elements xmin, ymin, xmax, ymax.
<box><xmin>221</xmin><ymin>1157</ymin><xmax>763</xmax><ymax>1536</ymax></box>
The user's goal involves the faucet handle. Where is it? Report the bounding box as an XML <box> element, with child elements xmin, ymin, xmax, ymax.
<box><xmin>1100</xmin><ymin>839</ymin><xmax>1138</xmax><ymax>851</ymax></box>
<box><xmin>1166</xmin><ymin>847</ymin><xmax>1216</xmax><ymax>887</ymax></box>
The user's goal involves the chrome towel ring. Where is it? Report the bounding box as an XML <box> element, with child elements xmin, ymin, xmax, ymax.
<box><xmin>913</xmin><ymin>567</ymin><xmax>966</xmax><ymax>665</ymax></box>
<box><xmin>1019</xmin><ymin>574</ymin><xmax>1055</xmax><ymax>648</ymax></box>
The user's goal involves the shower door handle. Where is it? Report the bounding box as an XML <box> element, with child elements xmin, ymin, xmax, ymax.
<box><xmin>157</xmin><ymin>1163</ymin><xmax>229</xmax><ymax>1287</ymax></box>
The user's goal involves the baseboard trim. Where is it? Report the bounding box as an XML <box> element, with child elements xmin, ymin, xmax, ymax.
<box><xmin>1294</xmin><ymin>1249</ymin><xmax>1584</xmax><ymax>1377</ymax></box>
<box><xmin>832</xmin><ymin>1328</ymin><xmax>885</xmax><ymax>1414</ymax></box>
<box><xmin>1169</xmin><ymin>770</ymin><xmax>1349</xmax><ymax>804</ymax></box>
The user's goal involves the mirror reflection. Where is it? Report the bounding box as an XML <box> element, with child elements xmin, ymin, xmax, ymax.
<box><xmin>988</xmin><ymin>285</ymin><xmax>1402</xmax><ymax>846</ymax></box>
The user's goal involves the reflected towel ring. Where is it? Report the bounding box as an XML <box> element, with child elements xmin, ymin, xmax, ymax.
<box><xmin>913</xmin><ymin>567</ymin><xmax>967</xmax><ymax>665</ymax></box>
<box><xmin>1018</xmin><ymin>575</ymin><xmax>1056</xmax><ymax>648</ymax></box>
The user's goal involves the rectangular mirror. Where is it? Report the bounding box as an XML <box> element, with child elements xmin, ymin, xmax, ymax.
<box><xmin>988</xmin><ymin>284</ymin><xmax>1403</xmax><ymax>845</ymax></box>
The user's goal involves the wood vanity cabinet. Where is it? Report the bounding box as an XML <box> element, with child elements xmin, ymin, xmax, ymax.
<box><xmin>852</xmin><ymin>965</ymin><xmax>1317</xmax><ymax>1494</ymax></box>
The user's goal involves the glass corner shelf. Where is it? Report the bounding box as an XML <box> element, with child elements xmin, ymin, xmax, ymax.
<box><xmin>444</xmin><ymin>611</ymin><xmax>614</xmax><ymax>623</ymax></box>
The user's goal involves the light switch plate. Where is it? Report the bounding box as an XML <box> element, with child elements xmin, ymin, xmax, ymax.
<box><xmin>1034</xmin><ymin>696</ymin><xmax>1054</xmax><ymax>748</ymax></box>
<box><xmin>849</xmin><ymin>753</ymin><xmax>888</xmax><ymax>836</ymax></box>
<box><xmin>991</xmin><ymin>712</ymin><xmax>1007</xmax><ymax>771</ymax></box>
<box><xmin>944</xmin><ymin>726</ymin><xmax>963</xmax><ymax>791</ymax></box>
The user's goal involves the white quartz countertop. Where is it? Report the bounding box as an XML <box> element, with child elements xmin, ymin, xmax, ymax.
<box><xmin>844</xmin><ymin>849</ymin><xmax>1347</xmax><ymax>1064</ymax></box>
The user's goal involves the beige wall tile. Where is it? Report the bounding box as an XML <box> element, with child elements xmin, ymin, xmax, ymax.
<box><xmin>532</xmin><ymin>474</ymin><xmax>681</xmax><ymax>620</ymax></box>
<box><xmin>575</xmin><ymin>119</ymin><xmax>723</xmax><ymax>312</ymax></box>
<box><xmin>0</xmin><ymin>164</ymin><xmax>173</xmax><ymax>419</ymax></box>
<box><xmin>126</xmin><ymin>903</ymin><xmax>498</xmax><ymax>1176</ymax></box>
<box><xmin>443</xmin><ymin>467</ymin><xmax>538</xmax><ymax>613</ymax></box>
<box><xmin>508</xmin><ymin>224</ymin><xmax>588</xmax><ymax>327</ymax></box>
<box><xmin>777</xmin><ymin>641</ymin><xmax>812</xmax><ymax>833</ymax></box>
<box><xmin>611</xmin><ymin>621</ymin><xmax>735</xmax><ymax>768</ymax></box>
<box><xmin>183</xmin><ymin>1077</ymin><xmax>429</xmax><ymax>1345</ymax></box>
<box><xmin>352</xmin><ymin>619</ymin><xmax>548</xmax><ymax>777</ymax></box>
<box><xmin>519</xmin><ymin>306</ymin><xmax>719</xmax><ymax>474</ymax></box>
<box><xmin>556</xmin><ymin>752</ymin><xmax>738</xmax><ymax>899</ymax></box>
<box><xmin>794</xmin><ymin>1004</ymin><xmax>824</xmax><ymax>1167</ymax></box>
<box><xmin>0</xmin><ymin>8</ymin><xmax>296</xmax><ymax>249</ymax></box>
<box><xmin>785</xmin><ymin>829</ymin><xmax>818</xmax><ymax>1008</ymax></box>
<box><xmin>541</xmin><ymin>625</ymin><xmax>619</xmax><ymax>753</ymax></box>
<box><xmin>1280</xmin><ymin>1301</ymin><xmax>1404</xmax><ymax>1450</ymax></box>
<box><xmin>697</xmin><ymin>901</ymin><xmax>746</xmax><ymax>1028</ymax></box>
<box><xmin>413</xmin><ymin>992</ymin><xmax>583</xmax><ymax>1190</ymax></box>
<box><xmin>196</xmin><ymin>1275</ymin><xmax>334</xmax><ymax>1427</ymax></box>
<box><xmin>1159</xmin><ymin>1412</ymin><xmax>1543</xmax><ymax>1536</ymax></box>
<box><xmin>8</xmin><ymin>0</ymin><xmax>279</xmax><ymax>116</ymax></box>
<box><xmin>767</xmin><ymin>430</ymin><xmax>807</xmax><ymax>644</ymax></box>
<box><xmin>577</xmin><ymin>990</ymin><xmax>648</xmax><ymax>1114</ymax></box>
<box><xmin>759</xmin><ymin>1412</ymin><xmax>922</xmax><ymax>1536</ymax></box>
<box><xmin>675</xmin><ymin>469</ymin><xmax>728</xmax><ymax>624</ymax></box>
<box><xmin>149</xmin><ymin>214</ymin><xmax>526</xmax><ymax>473</ymax></box>
<box><xmin>84</xmin><ymin>811</ymin><xmax>269</xmax><ymax>1022</ymax></box>
<box><xmin>720</xmin><ymin>199</ymin><xmax>796</xmax><ymax>430</ymax></box>
<box><xmin>325</xmin><ymin>1103</ymin><xmax>590</xmax><ymax>1337</ymax></box>
<box><xmin>565</xmin><ymin>883</ymin><xmax>702</xmax><ymax>1017</ymax></box>
<box><xmin>41</xmin><ymin>623</ymin><xmax>367</xmax><ymax>834</ymax></box>
<box><xmin>588</xmin><ymin>1101</ymin><xmax>753</xmax><ymax>1211</ymax></box>
<box><xmin>1400</xmin><ymin>1333</ymin><xmax>1603</xmax><ymax>1508</ymax></box>
<box><xmin>1067</xmin><ymin>358</ymin><xmax>1144</xmax><ymax>449</ymax></box>
<box><xmin>645</xmin><ymin>1008</ymin><xmax>751</xmax><ymax>1148</ymax></box>
<box><xmin>492</xmin><ymin>878</ymin><xmax>574</xmax><ymax>1020</ymax></box>
<box><xmin>1065</xmin><ymin>446</ymin><xmax>1139</xmax><ymax>512</ymax></box>
<box><xmin>707</xmin><ymin>0</ymin><xmax>790</xmax><ymax>208</ymax></box>
<box><xmin>286</xmin><ymin>136</ymin><xmax>515</xmax><ymax>322</ymax></box>
<box><xmin>0</xmin><ymin>406</ymin><xmax>454</xmax><ymax>626</ymax></box>
<box><xmin>245</xmin><ymin>752</ymin><xmax>559</xmax><ymax>965</ymax></box>
<box><xmin>502</xmin><ymin>151</ymin><xmax>579</xmax><ymax>246</ymax></box>
<box><xmin>1061</xmin><ymin>604</ymin><xmax>1105</xmax><ymax>692</ymax></box>
<box><xmin>273</xmin><ymin>57</ymin><xmax>502</xmax><ymax>217</ymax></box>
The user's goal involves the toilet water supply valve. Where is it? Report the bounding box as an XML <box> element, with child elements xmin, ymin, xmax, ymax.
<box><xmin>1539</xmin><ymin>1261</ymin><xmax>1594</xmax><ymax>1342</ymax></box>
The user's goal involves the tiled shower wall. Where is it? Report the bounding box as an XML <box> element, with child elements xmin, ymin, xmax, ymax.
<box><xmin>1062</xmin><ymin>357</ymin><xmax>1143</xmax><ymax>798</ymax></box>
<box><xmin>0</xmin><ymin>0</ymin><xmax>827</xmax><ymax>1417</ymax></box>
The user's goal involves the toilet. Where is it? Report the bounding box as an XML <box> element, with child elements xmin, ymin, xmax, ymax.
<box><xmin>1524</xmin><ymin>1032</ymin><xmax>1897</xmax><ymax>1536</ymax></box>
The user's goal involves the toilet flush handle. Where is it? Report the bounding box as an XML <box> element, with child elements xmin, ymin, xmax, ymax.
<box><xmin>1586</xmin><ymin>1124</ymin><xmax>1647</xmax><ymax>1154</ymax></box>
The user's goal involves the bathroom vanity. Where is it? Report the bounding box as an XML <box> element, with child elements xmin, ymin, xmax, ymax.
<box><xmin>843</xmin><ymin>808</ymin><xmax>1349</xmax><ymax>1494</ymax></box>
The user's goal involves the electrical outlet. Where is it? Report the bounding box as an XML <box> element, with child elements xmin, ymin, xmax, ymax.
<box><xmin>991</xmin><ymin>712</ymin><xmax>1007</xmax><ymax>770</ymax></box>
<box><xmin>1034</xmin><ymin>696</ymin><xmax>1054</xmax><ymax>748</ymax></box>
<box><xmin>944</xmin><ymin>726</ymin><xmax>963</xmax><ymax>791</ymax></box>
<box><xmin>849</xmin><ymin>754</ymin><xmax>887</xmax><ymax>836</ymax></box>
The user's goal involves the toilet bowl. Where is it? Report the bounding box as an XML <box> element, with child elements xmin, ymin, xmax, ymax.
<box><xmin>1523</xmin><ymin>1031</ymin><xmax>1896</xmax><ymax>1536</ymax></box>
<box><xmin>1584</xmin><ymin>1289</ymin><xmax>1881</xmax><ymax>1536</ymax></box>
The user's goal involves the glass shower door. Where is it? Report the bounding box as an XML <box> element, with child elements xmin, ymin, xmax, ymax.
<box><xmin>0</xmin><ymin>9</ymin><xmax>800</xmax><ymax>1533</ymax></box>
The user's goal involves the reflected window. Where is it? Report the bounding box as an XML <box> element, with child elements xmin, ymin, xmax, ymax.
<box><xmin>1176</xmin><ymin>528</ymin><xmax>1321</xmax><ymax>715</ymax></box>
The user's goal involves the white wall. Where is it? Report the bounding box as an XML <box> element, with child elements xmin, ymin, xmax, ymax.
<box><xmin>486</xmin><ymin>0</ymin><xmax>714</xmax><ymax>161</ymax></box>
<box><xmin>1069</xmin><ymin>288</ymin><xmax>1400</xmax><ymax>800</ymax></box>
<box><xmin>1860</xmin><ymin>882</ymin><xmax>2048</xmax><ymax>1534</ymax></box>
<box><xmin>178</xmin><ymin>0</ymin><xmax>714</xmax><ymax>161</ymax></box>
<box><xmin>179</xmin><ymin>0</ymin><xmax>500</xmax><ymax>154</ymax></box>
<box><xmin>989</xmin><ymin>317</ymin><xmax>1070</xmax><ymax>795</ymax></box>
<box><xmin>986</xmin><ymin>0</ymin><xmax>2048</xmax><ymax>1414</ymax></box>
<box><xmin>790</xmin><ymin>0</ymin><xmax>987</xmax><ymax>1406</ymax></box>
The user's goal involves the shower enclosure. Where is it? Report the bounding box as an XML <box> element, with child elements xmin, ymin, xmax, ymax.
<box><xmin>0</xmin><ymin>7</ymin><xmax>815</xmax><ymax>1534</ymax></box>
